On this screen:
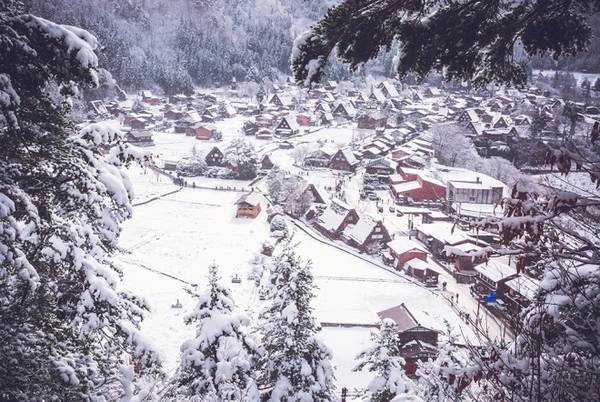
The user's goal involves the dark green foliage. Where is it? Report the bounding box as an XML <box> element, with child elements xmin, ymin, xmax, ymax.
<box><xmin>0</xmin><ymin>1</ymin><xmax>160</xmax><ymax>399</ymax></box>
<box><xmin>292</xmin><ymin>0</ymin><xmax>599</xmax><ymax>87</ymax></box>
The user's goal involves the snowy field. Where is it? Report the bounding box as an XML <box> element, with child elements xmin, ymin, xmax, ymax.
<box><xmin>534</xmin><ymin>69</ymin><xmax>600</xmax><ymax>85</ymax></box>
<box><xmin>115</xmin><ymin>168</ymin><xmax>479</xmax><ymax>389</ymax></box>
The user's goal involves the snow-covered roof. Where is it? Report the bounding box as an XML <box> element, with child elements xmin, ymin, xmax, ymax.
<box><xmin>369</xmin><ymin>88</ymin><xmax>387</xmax><ymax>102</ymax></box>
<box><xmin>452</xmin><ymin>202</ymin><xmax>504</xmax><ymax>218</ymax></box>
<box><xmin>344</xmin><ymin>216</ymin><xmax>379</xmax><ymax>245</ymax></box>
<box><xmin>433</xmin><ymin>166</ymin><xmax>506</xmax><ymax>190</ymax></box>
<box><xmin>474</xmin><ymin>258</ymin><xmax>517</xmax><ymax>283</ymax></box>
<box><xmin>419</xmin><ymin>174</ymin><xmax>447</xmax><ymax>188</ymax></box>
<box><xmin>236</xmin><ymin>193</ymin><xmax>262</xmax><ymax>207</ymax></box>
<box><xmin>404</xmin><ymin>257</ymin><xmax>438</xmax><ymax>273</ymax></box>
<box><xmin>379</xmin><ymin>81</ymin><xmax>400</xmax><ymax>98</ymax></box>
<box><xmin>415</xmin><ymin>222</ymin><xmax>470</xmax><ymax>245</ymax></box>
<box><xmin>504</xmin><ymin>275</ymin><xmax>540</xmax><ymax>301</ymax></box>
<box><xmin>377</xmin><ymin>304</ymin><xmax>428</xmax><ymax>332</ymax></box>
<box><xmin>392</xmin><ymin>181</ymin><xmax>422</xmax><ymax>194</ymax></box>
<box><xmin>387</xmin><ymin>238</ymin><xmax>426</xmax><ymax>256</ymax></box>
<box><xmin>317</xmin><ymin>199</ymin><xmax>353</xmax><ymax>232</ymax></box>
<box><xmin>340</xmin><ymin>148</ymin><xmax>358</xmax><ymax>165</ymax></box>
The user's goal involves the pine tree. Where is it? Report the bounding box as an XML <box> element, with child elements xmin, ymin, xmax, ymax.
<box><xmin>414</xmin><ymin>330</ymin><xmax>470</xmax><ymax>402</ymax></box>
<box><xmin>292</xmin><ymin>0</ymin><xmax>597</xmax><ymax>87</ymax></box>
<box><xmin>530</xmin><ymin>108</ymin><xmax>549</xmax><ymax>137</ymax></box>
<box><xmin>354</xmin><ymin>319</ymin><xmax>419</xmax><ymax>402</ymax></box>
<box><xmin>258</xmin><ymin>240</ymin><xmax>335</xmax><ymax>401</ymax></box>
<box><xmin>172</xmin><ymin>263</ymin><xmax>260</xmax><ymax>401</ymax></box>
<box><xmin>0</xmin><ymin>2</ymin><xmax>160</xmax><ymax>399</ymax></box>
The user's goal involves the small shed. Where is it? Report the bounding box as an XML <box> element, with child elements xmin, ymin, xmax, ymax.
<box><xmin>235</xmin><ymin>193</ymin><xmax>262</xmax><ymax>218</ymax></box>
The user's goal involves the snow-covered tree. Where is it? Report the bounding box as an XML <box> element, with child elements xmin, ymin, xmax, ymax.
<box><xmin>172</xmin><ymin>263</ymin><xmax>260</xmax><ymax>401</ymax></box>
<box><xmin>265</xmin><ymin>166</ymin><xmax>307</xmax><ymax>209</ymax></box>
<box><xmin>224</xmin><ymin>138</ymin><xmax>258</xmax><ymax>180</ymax></box>
<box><xmin>257</xmin><ymin>240</ymin><xmax>335</xmax><ymax>401</ymax></box>
<box><xmin>431</xmin><ymin>124</ymin><xmax>480</xmax><ymax>169</ymax></box>
<box><xmin>354</xmin><ymin>319</ymin><xmax>418</xmax><ymax>402</ymax></box>
<box><xmin>414</xmin><ymin>330</ymin><xmax>471</xmax><ymax>402</ymax></box>
<box><xmin>266</xmin><ymin>166</ymin><xmax>287</xmax><ymax>203</ymax></box>
<box><xmin>269</xmin><ymin>215</ymin><xmax>290</xmax><ymax>240</ymax></box>
<box><xmin>0</xmin><ymin>2</ymin><xmax>160</xmax><ymax>399</ymax></box>
<box><xmin>284</xmin><ymin>184</ymin><xmax>314</xmax><ymax>219</ymax></box>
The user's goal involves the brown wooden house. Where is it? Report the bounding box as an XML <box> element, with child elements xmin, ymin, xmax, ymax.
<box><xmin>329</xmin><ymin>148</ymin><xmax>359</xmax><ymax>172</ymax></box>
<box><xmin>261</xmin><ymin>154</ymin><xmax>274</xmax><ymax>170</ymax></box>
<box><xmin>314</xmin><ymin>199</ymin><xmax>359</xmax><ymax>239</ymax></box>
<box><xmin>385</xmin><ymin>238</ymin><xmax>428</xmax><ymax>270</ymax></box>
<box><xmin>205</xmin><ymin>146</ymin><xmax>224</xmax><ymax>166</ymax></box>
<box><xmin>302</xmin><ymin>183</ymin><xmax>328</xmax><ymax>204</ymax></box>
<box><xmin>404</xmin><ymin>258</ymin><xmax>440</xmax><ymax>287</ymax></box>
<box><xmin>344</xmin><ymin>216</ymin><xmax>391</xmax><ymax>253</ymax></box>
<box><xmin>235</xmin><ymin>193</ymin><xmax>262</xmax><ymax>218</ymax></box>
<box><xmin>377</xmin><ymin>303</ymin><xmax>439</xmax><ymax>376</ymax></box>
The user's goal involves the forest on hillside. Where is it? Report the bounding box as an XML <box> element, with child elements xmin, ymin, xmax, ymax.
<box><xmin>30</xmin><ymin>1</ymin><xmax>600</xmax><ymax>95</ymax></box>
<box><xmin>30</xmin><ymin>0</ymin><xmax>398</xmax><ymax>95</ymax></box>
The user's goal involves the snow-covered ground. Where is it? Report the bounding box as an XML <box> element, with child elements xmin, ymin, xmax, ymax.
<box><xmin>115</xmin><ymin>168</ymin><xmax>481</xmax><ymax>390</ymax></box>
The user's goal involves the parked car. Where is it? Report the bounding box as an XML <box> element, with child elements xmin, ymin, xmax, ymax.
<box><xmin>396</xmin><ymin>210</ymin><xmax>403</xmax><ymax>217</ymax></box>
<box><xmin>389</xmin><ymin>205</ymin><xmax>395</xmax><ymax>212</ymax></box>
<box><xmin>377</xmin><ymin>205</ymin><xmax>384</xmax><ymax>213</ymax></box>
<box><xmin>368</xmin><ymin>193</ymin><xmax>379</xmax><ymax>201</ymax></box>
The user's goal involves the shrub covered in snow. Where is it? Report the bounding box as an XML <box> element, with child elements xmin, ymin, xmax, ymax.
<box><xmin>176</xmin><ymin>155</ymin><xmax>207</xmax><ymax>177</ymax></box>
<box><xmin>269</xmin><ymin>215</ymin><xmax>290</xmax><ymax>240</ymax></box>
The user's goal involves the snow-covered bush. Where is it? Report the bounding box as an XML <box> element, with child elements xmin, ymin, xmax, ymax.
<box><xmin>269</xmin><ymin>215</ymin><xmax>289</xmax><ymax>240</ymax></box>
<box><xmin>205</xmin><ymin>166</ymin><xmax>234</xmax><ymax>179</ymax></box>
<box><xmin>261</xmin><ymin>240</ymin><xmax>275</xmax><ymax>257</ymax></box>
<box><xmin>176</xmin><ymin>155</ymin><xmax>207</xmax><ymax>177</ymax></box>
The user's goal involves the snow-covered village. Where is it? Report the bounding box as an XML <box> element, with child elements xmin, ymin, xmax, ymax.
<box><xmin>2</xmin><ymin>1</ymin><xmax>600</xmax><ymax>401</ymax></box>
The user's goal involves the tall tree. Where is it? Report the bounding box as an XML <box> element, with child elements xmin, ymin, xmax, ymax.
<box><xmin>171</xmin><ymin>263</ymin><xmax>260</xmax><ymax>401</ymax></box>
<box><xmin>0</xmin><ymin>1</ymin><xmax>160</xmax><ymax>399</ymax></box>
<box><xmin>354</xmin><ymin>319</ymin><xmax>419</xmax><ymax>402</ymax></box>
<box><xmin>530</xmin><ymin>108</ymin><xmax>550</xmax><ymax>137</ymax></box>
<box><xmin>292</xmin><ymin>0</ymin><xmax>599</xmax><ymax>87</ymax></box>
<box><xmin>257</xmin><ymin>240</ymin><xmax>335</xmax><ymax>401</ymax></box>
